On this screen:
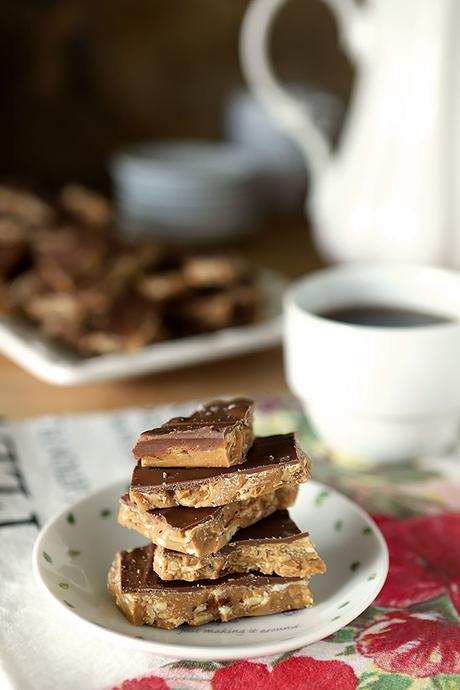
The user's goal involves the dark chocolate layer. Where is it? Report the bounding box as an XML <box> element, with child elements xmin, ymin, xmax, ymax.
<box><xmin>120</xmin><ymin>544</ymin><xmax>301</xmax><ymax>592</ymax></box>
<box><xmin>120</xmin><ymin>494</ymin><xmax>220</xmax><ymax>529</ymax></box>
<box><xmin>131</xmin><ymin>433</ymin><xmax>304</xmax><ymax>491</ymax></box>
<box><xmin>231</xmin><ymin>510</ymin><xmax>305</xmax><ymax>544</ymax></box>
<box><xmin>132</xmin><ymin>398</ymin><xmax>253</xmax><ymax>457</ymax></box>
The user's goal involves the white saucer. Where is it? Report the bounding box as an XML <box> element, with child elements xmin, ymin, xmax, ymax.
<box><xmin>32</xmin><ymin>479</ymin><xmax>388</xmax><ymax>661</ymax></box>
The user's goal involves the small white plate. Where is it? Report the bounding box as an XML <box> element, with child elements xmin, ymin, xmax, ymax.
<box><xmin>32</xmin><ymin>479</ymin><xmax>388</xmax><ymax>661</ymax></box>
<box><xmin>0</xmin><ymin>270</ymin><xmax>284</xmax><ymax>386</ymax></box>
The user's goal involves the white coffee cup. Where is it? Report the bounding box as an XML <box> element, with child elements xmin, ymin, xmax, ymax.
<box><xmin>284</xmin><ymin>264</ymin><xmax>460</xmax><ymax>463</ymax></box>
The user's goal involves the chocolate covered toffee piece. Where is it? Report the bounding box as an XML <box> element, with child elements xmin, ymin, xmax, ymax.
<box><xmin>130</xmin><ymin>433</ymin><xmax>311</xmax><ymax>509</ymax></box>
<box><xmin>108</xmin><ymin>544</ymin><xmax>313</xmax><ymax>628</ymax></box>
<box><xmin>133</xmin><ymin>398</ymin><xmax>254</xmax><ymax>468</ymax></box>
<box><xmin>170</xmin><ymin>284</ymin><xmax>259</xmax><ymax>334</ymax></box>
<box><xmin>0</xmin><ymin>186</ymin><xmax>55</xmax><ymax>226</ymax></box>
<box><xmin>154</xmin><ymin>510</ymin><xmax>326</xmax><ymax>580</ymax></box>
<box><xmin>183</xmin><ymin>255</ymin><xmax>248</xmax><ymax>288</ymax></box>
<box><xmin>118</xmin><ymin>486</ymin><xmax>297</xmax><ymax>556</ymax></box>
<box><xmin>59</xmin><ymin>183</ymin><xmax>112</xmax><ymax>227</ymax></box>
<box><xmin>0</xmin><ymin>217</ymin><xmax>29</xmax><ymax>281</ymax></box>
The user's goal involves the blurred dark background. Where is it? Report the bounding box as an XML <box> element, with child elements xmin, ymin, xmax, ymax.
<box><xmin>0</xmin><ymin>0</ymin><xmax>352</xmax><ymax>191</ymax></box>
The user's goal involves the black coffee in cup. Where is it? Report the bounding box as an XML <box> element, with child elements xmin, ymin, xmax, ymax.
<box><xmin>320</xmin><ymin>305</ymin><xmax>452</xmax><ymax>328</ymax></box>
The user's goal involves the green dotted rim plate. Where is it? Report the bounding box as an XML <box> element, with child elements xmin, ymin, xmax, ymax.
<box><xmin>32</xmin><ymin>479</ymin><xmax>388</xmax><ymax>661</ymax></box>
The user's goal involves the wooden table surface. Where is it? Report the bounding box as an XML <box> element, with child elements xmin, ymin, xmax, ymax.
<box><xmin>0</xmin><ymin>218</ymin><xmax>322</xmax><ymax>419</ymax></box>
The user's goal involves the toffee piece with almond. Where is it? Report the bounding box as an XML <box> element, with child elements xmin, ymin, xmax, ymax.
<box><xmin>129</xmin><ymin>433</ymin><xmax>312</xmax><ymax>509</ymax></box>
<box><xmin>152</xmin><ymin>510</ymin><xmax>326</xmax><ymax>580</ymax></box>
<box><xmin>132</xmin><ymin>398</ymin><xmax>254</xmax><ymax>468</ymax></box>
<box><xmin>108</xmin><ymin>544</ymin><xmax>313</xmax><ymax>629</ymax></box>
<box><xmin>117</xmin><ymin>485</ymin><xmax>297</xmax><ymax>556</ymax></box>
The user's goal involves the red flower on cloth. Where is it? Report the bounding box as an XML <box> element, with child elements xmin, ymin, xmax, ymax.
<box><xmin>373</xmin><ymin>512</ymin><xmax>460</xmax><ymax>612</ymax></box>
<box><xmin>113</xmin><ymin>675</ymin><xmax>169</xmax><ymax>690</ymax></box>
<box><xmin>212</xmin><ymin>657</ymin><xmax>357</xmax><ymax>690</ymax></box>
<box><xmin>356</xmin><ymin>611</ymin><xmax>460</xmax><ymax>677</ymax></box>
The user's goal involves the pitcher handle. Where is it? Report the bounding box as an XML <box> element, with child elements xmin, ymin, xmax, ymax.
<box><xmin>322</xmin><ymin>0</ymin><xmax>371</xmax><ymax>62</ymax></box>
<box><xmin>240</xmin><ymin>0</ymin><xmax>368</xmax><ymax>181</ymax></box>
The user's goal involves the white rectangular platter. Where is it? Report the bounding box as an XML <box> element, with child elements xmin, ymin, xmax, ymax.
<box><xmin>0</xmin><ymin>270</ymin><xmax>286</xmax><ymax>386</ymax></box>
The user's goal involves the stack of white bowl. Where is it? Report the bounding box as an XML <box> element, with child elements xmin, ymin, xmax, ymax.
<box><xmin>111</xmin><ymin>141</ymin><xmax>267</xmax><ymax>242</ymax></box>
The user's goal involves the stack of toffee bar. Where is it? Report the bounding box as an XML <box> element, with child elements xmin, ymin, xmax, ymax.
<box><xmin>108</xmin><ymin>398</ymin><xmax>326</xmax><ymax>629</ymax></box>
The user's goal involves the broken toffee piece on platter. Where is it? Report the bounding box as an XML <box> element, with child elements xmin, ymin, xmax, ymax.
<box><xmin>108</xmin><ymin>543</ymin><xmax>313</xmax><ymax>629</ymax></box>
<box><xmin>129</xmin><ymin>432</ymin><xmax>312</xmax><ymax>509</ymax></box>
<box><xmin>133</xmin><ymin>398</ymin><xmax>254</xmax><ymax>469</ymax></box>
<box><xmin>153</xmin><ymin>509</ymin><xmax>327</xmax><ymax>580</ymax></box>
<box><xmin>118</xmin><ymin>486</ymin><xmax>297</xmax><ymax>557</ymax></box>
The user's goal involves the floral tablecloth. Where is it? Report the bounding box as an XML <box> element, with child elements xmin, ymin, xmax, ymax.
<box><xmin>115</xmin><ymin>396</ymin><xmax>460</xmax><ymax>690</ymax></box>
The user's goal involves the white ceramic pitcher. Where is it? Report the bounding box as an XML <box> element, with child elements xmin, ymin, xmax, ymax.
<box><xmin>240</xmin><ymin>0</ymin><xmax>460</xmax><ymax>266</ymax></box>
